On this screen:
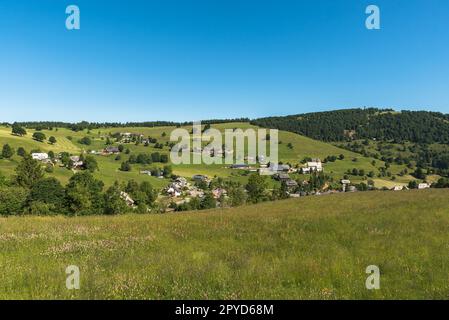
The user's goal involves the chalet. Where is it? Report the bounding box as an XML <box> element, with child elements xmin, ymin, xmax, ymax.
<box><xmin>31</xmin><ymin>153</ymin><xmax>49</xmax><ymax>161</ymax></box>
<box><xmin>104</xmin><ymin>146</ymin><xmax>120</xmax><ymax>154</ymax></box>
<box><xmin>418</xmin><ymin>183</ymin><xmax>430</xmax><ymax>190</ymax></box>
<box><xmin>392</xmin><ymin>185</ymin><xmax>407</xmax><ymax>191</ymax></box>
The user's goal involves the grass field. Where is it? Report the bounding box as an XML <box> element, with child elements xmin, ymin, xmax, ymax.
<box><xmin>1</xmin><ymin>189</ymin><xmax>448</xmax><ymax>299</ymax></box>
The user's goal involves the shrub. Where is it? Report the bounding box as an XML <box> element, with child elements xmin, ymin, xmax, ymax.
<box><xmin>0</xmin><ymin>187</ymin><xmax>28</xmax><ymax>215</ymax></box>
<box><xmin>78</xmin><ymin>137</ymin><xmax>92</xmax><ymax>145</ymax></box>
<box><xmin>1</xmin><ymin>144</ymin><xmax>14</xmax><ymax>158</ymax></box>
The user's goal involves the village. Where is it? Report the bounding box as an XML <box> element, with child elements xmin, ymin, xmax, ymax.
<box><xmin>28</xmin><ymin>133</ymin><xmax>433</xmax><ymax>213</ymax></box>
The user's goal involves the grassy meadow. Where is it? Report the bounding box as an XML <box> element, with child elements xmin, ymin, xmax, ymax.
<box><xmin>1</xmin><ymin>189</ymin><xmax>448</xmax><ymax>299</ymax></box>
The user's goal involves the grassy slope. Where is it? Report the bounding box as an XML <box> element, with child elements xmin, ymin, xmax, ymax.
<box><xmin>0</xmin><ymin>189</ymin><xmax>448</xmax><ymax>299</ymax></box>
<box><xmin>0</xmin><ymin>123</ymin><xmax>409</xmax><ymax>188</ymax></box>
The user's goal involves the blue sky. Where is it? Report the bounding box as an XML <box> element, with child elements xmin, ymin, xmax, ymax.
<box><xmin>0</xmin><ymin>0</ymin><xmax>448</xmax><ymax>122</ymax></box>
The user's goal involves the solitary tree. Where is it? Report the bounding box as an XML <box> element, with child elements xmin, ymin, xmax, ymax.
<box><xmin>120</xmin><ymin>161</ymin><xmax>132</xmax><ymax>172</ymax></box>
<box><xmin>17</xmin><ymin>147</ymin><xmax>26</xmax><ymax>157</ymax></box>
<box><xmin>2</xmin><ymin>144</ymin><xmax>14</xmax><ymax>159</ymax></box>
<box><xmin>32</xmin><ymin>132</ymin><xmax>46</xmax><ymax>142</ymax></box>
<box><xmin>15</xmin><ymin>155</ymin><xmax>44</xmax><ymax>188</ymax></box>
<box><xmin>83</xmin><ymin>156</ymin><xmax>99</xmax><ymax>172</ymax></box>
<box><xmin>11</xmin><ymin>124</ymin><xmax>27</xmax><ymax>136</ymax></box>
<box><xmin>245</xmin><ymin>174</ymin><xmax>268</xmax><ymax>204</ymax></box>
<box><xmin>49</xmin><ymin>136</ymin><xmax>57</xmax><ymax>144</ymax></box>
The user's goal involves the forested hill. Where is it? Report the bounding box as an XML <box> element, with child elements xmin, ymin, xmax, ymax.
<box><xmin>251</xmin><ymin>108</ymin><xmax>449</xmax><ymax>143</ymax></box>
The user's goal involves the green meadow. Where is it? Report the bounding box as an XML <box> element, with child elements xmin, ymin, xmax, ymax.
<box><xmin>0</xmin><ymin>189</ymin><xmax>448</xmax><ymax>299</ymax></box>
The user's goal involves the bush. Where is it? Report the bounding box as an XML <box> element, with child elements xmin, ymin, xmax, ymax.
<box><xmin>26</xmin><ymin>201</ymin><xmax>54</xmax><ymax>215</ymax></box>
<box><xmin>17</xmin><ymin>147</ymin><xmax>26</xmax><ymax>157</ymax></box>
<box><xmin>120</xmin><ymin>161</ymin><xmax>132</xmax><ymax>172</ymax></box>
<box><xmin>0</xmin><ymin>187</ymin><xmax>28</xmax><ymax>215</ymax></box>
<box><xmin>29</xmin><ymin>177</ymin><xmax>66</xmax><ymax>211</ymax></box>
<box><xmin>1</xmin><ymin>144</ymin><xmax>14</xmax><ymax>159</ymax></box>
<box><xmin>78</xmin><ymin>137</ymin><xmax>92</xmax><ymax>145</ymax></box>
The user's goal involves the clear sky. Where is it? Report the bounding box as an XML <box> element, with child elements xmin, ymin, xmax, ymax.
<box><xmin>1</xmin><ymin>0</ymin><xmax>448</xmax><ymax>122</ymax></box>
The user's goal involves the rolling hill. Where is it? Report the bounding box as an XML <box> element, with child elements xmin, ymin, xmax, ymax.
<box><xmin>0</xmin><ymin>122</ymin><xmax>414</xmax><ymax>189</ymax></box>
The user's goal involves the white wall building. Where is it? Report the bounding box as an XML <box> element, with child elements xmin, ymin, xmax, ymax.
<box><xmin>31</xmin><ymin>153</ymin><xmax>49</xmax><ymax>161</ymax></box>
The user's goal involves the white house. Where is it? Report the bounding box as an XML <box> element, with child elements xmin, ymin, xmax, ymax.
<box><xmin>31</xmin><ymin>153</ymin><xmax>49</xmax><ymax>161</ymax></box>
<box><xmin>306</xmin><ymin>160</ymin><xmax>323</xmax><ymax>172</ymax></box>
<box><xmin>418</xmin><ymin>183</ymin><xmax>430</xmax><ymax>190</ymax></box>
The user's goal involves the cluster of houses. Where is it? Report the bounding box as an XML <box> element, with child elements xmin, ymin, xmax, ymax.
<box><xmin>391</xmin><ymin>183</ymin><xmax>430</xmax><ymax>191</ymax></box>
<box><xmin>163</xmin><ymin>174</ymin><xmax>227</xmax><ymax>205</ymax></box>
<box><xmin>119</xmin><ymin>132</ymin><xmax>144</xmax><ymax>144</ymax></box>
<box><xmin>191</xmin><ymin>146</ymin><xmax>234</xmax><ymax>157</ymax></box>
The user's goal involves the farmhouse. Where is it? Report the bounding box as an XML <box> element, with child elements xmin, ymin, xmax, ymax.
<box><xmin>104</xmin><ymin>146</ymin><xmax>120</xmax><ymax>154</ymax></box>
<box><xmin>69</xmin><ymin>156</ymin><xmax>84</xmax><ymax>169</ymax></box>
<box><xmin>305</xmin><ymin>159</ymin><xmax>323</xmax><ymax>172</ymax></box>
<box><xmin>392</xmin><ymin>185</ymin><xmax>406</xmax><ymax>191</ymax></box>
<box><xmin>418</xmin><ymin>183</ymin><xmax>430</xmax><ymax>189</ymax></box>
<box><xmin>166</xmin><ymin>186</ymin><xmax>182</xmax><ymax>197</ymax></box>
<box><xmin>31</xmin><ymin>153</ymin><xmax>49</xmax><ymax>161</ymax></box>
<box><xmin>120</xmin><ymin>132</ymin><xmax>144</xmax><ymax>143</ymax></box>
<box><xmin>140</xmin><ymin>170</ymin><xmax>152</xmax><ymax>176</ymax></box>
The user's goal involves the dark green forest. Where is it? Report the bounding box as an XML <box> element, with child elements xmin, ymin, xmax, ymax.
<box><xmin>251</xmin><ymin>108</ymin><xmax>449</xmax><ymax>144</ymax></box>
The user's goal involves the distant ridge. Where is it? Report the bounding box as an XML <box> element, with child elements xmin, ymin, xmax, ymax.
<box><xmin>251</xmin><ymin>108</ymin><xmax>449</xmax><ymax>144</ymax></box>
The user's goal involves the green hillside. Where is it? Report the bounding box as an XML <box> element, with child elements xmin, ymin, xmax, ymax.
<box><xmin>1</xmin><ymin>189</ymin><xmax>448</xmax><ymax>299</ymax></box>
<box><xmin>0</xmin><ymin>123</ymin><xmax>414</xmax><ymax>188</ymax></box>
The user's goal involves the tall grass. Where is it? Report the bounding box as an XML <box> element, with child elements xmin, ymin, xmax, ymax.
<box><xmin>1</xmin><ymin>190</ymin><xmax>448</xmax><ymax>299</ymax></box>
